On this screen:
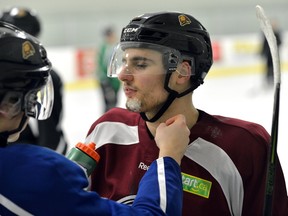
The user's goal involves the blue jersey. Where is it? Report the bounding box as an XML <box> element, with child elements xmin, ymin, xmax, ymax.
<box><xmin>0</xmin><ymin>144</ymin><xmax>182</xmax><ymax>216</ymax></box>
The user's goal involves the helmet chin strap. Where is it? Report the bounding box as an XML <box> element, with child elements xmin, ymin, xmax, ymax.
<box><xmin>140</xmin><ymin>90</ymin><xmax>178</xmax><ymax>122</ymax></box>
<box><xmin>139</xmin><ymin>53</ymin><xmax>202</xmax><ymax>123</ymax></box>
<box><xmin>0</xmin><ymin>115</ymin><xmax>27</xmax><ymax>147</ymax></box>
<box><xmin>139</xmin><ymin>68</ymin><xmax>200</xmax><ymax>123</ymax></box>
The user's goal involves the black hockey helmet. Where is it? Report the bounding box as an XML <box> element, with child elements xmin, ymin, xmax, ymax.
<box><xmin>109</xmin><ymin>12</ymin><xmax>213</xmax><ymax>122</ymax></box>
<box><xmin>0</xmin><ymin>7</ymin><xmax>41</xmax><ymax>37</ymax></box>
<box><xmin>119</xmin><ymin>11</ymin><xmax>213</xmax><ymax>90</ymax></box>
<box><xmin>0</xmin><ymin>21</ymin><xmax>53</xmax><ymax>120</ymax></box>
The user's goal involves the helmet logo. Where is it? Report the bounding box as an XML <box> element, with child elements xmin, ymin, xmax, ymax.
<box><xmin>22</xmin><ymin>41</ymin><xmax>35</xmax><ymax>59</ymax></box>
<box><xmin>123</xmin><ymin>27</ymin><xmax>139</xmax><ymax>33</ymax></box>
<box><xmin>178</xmin><ymin>15</ymin><xmax>191</xmax><ymax>26</ymax></box>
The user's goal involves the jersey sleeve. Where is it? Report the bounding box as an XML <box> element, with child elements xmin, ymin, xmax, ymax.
<box><xmin>132</xmin><ymin>157</ymin><xmax>183</xmax><ymax>216</ymax></box>
<box><xmin>0</xmin><ymin>146</ymin><xmax>183</xmax><ymax>216</ymax></box>
<box><xmin>45</xmin><ymin>156</ymin><xmax>182</xmax><ymax>215</ymax></box>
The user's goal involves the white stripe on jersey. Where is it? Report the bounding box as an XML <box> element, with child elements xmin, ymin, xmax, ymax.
<box><xmin>185</xmin><ymin>137</ymin><xmax>244</xmax><ymax>216</ymax></box>
<box><xmin>85</xmin><ymin>121</ymin><xmax>139</xmax><ymax>148</ymax></box>
<box><xmin>157</xmin><ymin>157</ymin><xmax>167</xmax><ymax>213</ymax></box>
<box><xmin>0</xmin><ymin>194</ymin><xmax>34</xmax><ymax>216</ymax></box>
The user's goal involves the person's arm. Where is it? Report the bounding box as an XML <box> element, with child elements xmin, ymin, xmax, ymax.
<box><xmin>25</xmin><ymin>115</ymin><xmax>188</xmax><ymax>215</ymax></box>
<box><xmin>131</xmin><ymin>114</ymin><xmax>189</xmax><ymax>215</ymax></box>
<box><xmin>156</xmin><ymin>114</ymin><xmax>190</xmax><ymax>165</ymax></box>
<box><xmin>132</xmin><ymin>157</ymin><xmax>183</xmax><ymax>216</ymax></box>
<box><xmin>76</xmin><ymin>114</ymin><xmax>189</xmax><ymax>215</ymax></box>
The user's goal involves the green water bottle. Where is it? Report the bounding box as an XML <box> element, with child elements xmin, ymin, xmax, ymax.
<box><xmin>66</xmin><ymin>142</ymin><xmax>100</xmax><ymax>177</ymax></box>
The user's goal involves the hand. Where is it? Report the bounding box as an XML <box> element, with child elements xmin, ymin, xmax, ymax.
<box><xmin>155</xmin><ymin>114</ymin><xmax>190</xmax><ymax>165</ymax></box>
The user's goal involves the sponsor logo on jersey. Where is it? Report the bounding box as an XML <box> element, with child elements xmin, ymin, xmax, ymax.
<box><xmin>182</xmin><ymin>172</ymin><xmax>212</xmax><ymax>198</ymax></box>
<box><xmin>22</xmin><ymin>41</ymin><xmax>35</xmax><ymax>59</ymax></box>
<box><xmin>178</xmin><ymin>15</ymin><xmax>191</xmax><ymax>26</ymax></box>
<box><xmin>138</xmin><ymin>162</ymin><xmax>150</xmax><ymax>171</ymax></box>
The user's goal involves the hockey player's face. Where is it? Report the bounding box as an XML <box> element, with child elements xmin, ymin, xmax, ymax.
<box><xmin>0</xmin><ymin>111</ymin><xmax>29</xmax><ymax>142</ymax></box>
<box><xmin>118</xmin><ymin>48</ymin><xmax>168</xmax><ymax>113</ymax></box>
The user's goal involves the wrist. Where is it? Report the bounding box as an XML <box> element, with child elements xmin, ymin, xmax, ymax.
<box><xmin>158</xmin><ymin>153</ymin><xmax>181</xmax><ymax>165</ymax></box>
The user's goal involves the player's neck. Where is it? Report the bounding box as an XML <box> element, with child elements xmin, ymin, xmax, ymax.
<box><xmin>146</xmin><ymin>102</ymin><xmax>198</xmax><ymax>137</ymax></box>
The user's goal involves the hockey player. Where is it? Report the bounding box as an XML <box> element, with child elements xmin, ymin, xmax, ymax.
<box><xmin>85</xmin><ymin>12</ymin><xmax>288</xmax><ymax>215</ymax></box>
<box><xmin>0</xmin><ymin>7</ymin><xmax>68</xmax><ymax>154</ymax></box>
<box><xmin>0</xmin><ymin>21</ymin><xmax>190</xmax><ymax>215</ymax></box>
<box><xmin>97</xmin><ymin>26</ymin><xmax>121</xmax><ymax>112</ymax></box>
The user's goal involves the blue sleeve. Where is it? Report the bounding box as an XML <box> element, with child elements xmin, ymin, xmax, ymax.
<box><xmin>101</xmin><ymin>157</ymin><xmax>183</xmax><ymax>216</ymax></box>
<box><xmin>1</xmin><ymin>147</ymin><xmax>182</xmax><ymax>216</ymax></box>
<box><xmin>43</xmin><ymin>156</ymin><xmax>182</xmax><ymax>216</ymax></box>
<box><xmin>131</xmin><ymin>157</ymin><xmax>183</xmax><ymax>216</ymax></box>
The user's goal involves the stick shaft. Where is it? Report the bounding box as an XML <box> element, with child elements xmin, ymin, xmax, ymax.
<box><xmin>264</xmin><ymin>84</ymin><xmax>280</xmax><ymax>216</ymax></box>
<box><xmin>255</xmin><ymin>5</ymin><xmax>281</xmax><ymax>216</ymax></box>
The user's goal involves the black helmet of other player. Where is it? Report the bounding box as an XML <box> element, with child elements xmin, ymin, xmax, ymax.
<box><xmin>0</xmin><ymin>7</ymin><xmax>41</xmax><ymax>37</ymax></box>
<box><xmin>108</xmin><ymin>12</ymin><xmax>213</xmax><ymax>122</ymax></box>
<box><xmin>0</xmin><ymin>21</ymin><xmax>53</xmax><ymax>121</ymax></box>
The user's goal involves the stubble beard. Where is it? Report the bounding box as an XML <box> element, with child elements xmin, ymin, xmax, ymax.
<box><xmin>126</xmin><ymin>98</ymin><xmax>142</xmax><ymax>112</ymax></box>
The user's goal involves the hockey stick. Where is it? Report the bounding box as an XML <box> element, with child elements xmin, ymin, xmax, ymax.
<box><xmin>255</xmin><ymin>5</ymin><xmax>281</xmax><ymax>216</ymax></box>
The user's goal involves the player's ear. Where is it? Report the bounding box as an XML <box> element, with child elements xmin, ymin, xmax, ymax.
<box><xmin>175</xmin><ymin>61</ymin><xmax>191</xmax><ymax>84</ymax></box>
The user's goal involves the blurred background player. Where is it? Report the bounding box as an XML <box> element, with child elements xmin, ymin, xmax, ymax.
<box><xmin>0</xmin><ymin>7</ymin><xmax>68</xmax><ymax>154</ymax></box>
<box><xmin>97</xmin><ymin>26</ymin><xmax>121</xmax><ymax>112</ymax></box>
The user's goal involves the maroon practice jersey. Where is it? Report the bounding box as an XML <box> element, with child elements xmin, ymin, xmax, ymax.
<box><xmin>85</xmin><ymin>108</ymin><xmax>288</xmax><ymax>216</ymax></box>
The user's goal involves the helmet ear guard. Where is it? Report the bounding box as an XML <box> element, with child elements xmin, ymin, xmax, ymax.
<box><xmin>162</xmin><ymin>49</ymin><xmax>182</xmax><ymax>72</ymax></box>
